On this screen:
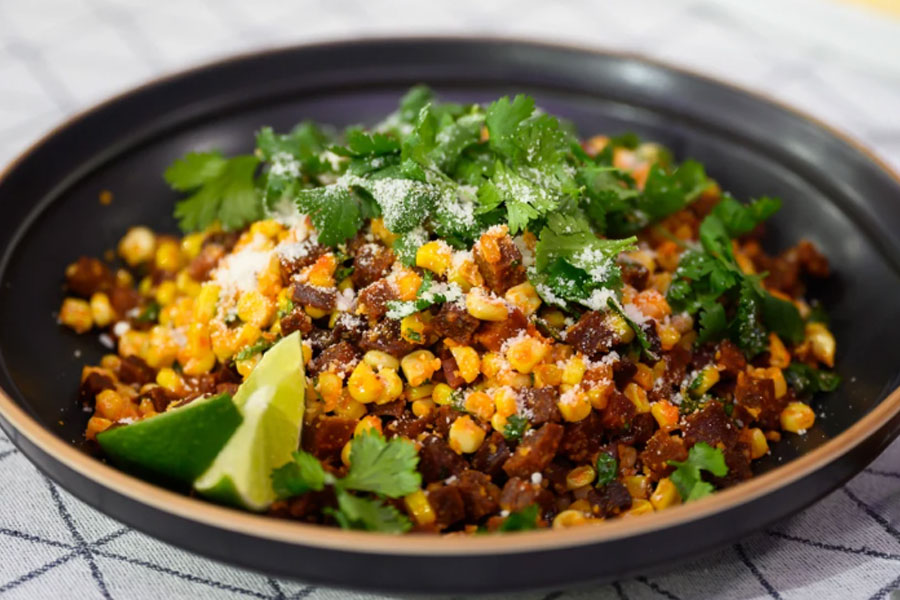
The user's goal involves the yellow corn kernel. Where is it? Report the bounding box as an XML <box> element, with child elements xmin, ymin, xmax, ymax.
<box><xmin>404</xmin><ymin>490</ymin><xmax>435</xmax><ymax>526</ymax></box>
<box><xmin>395</xmin><ymin>269</ymin><xmax>422</xmax><ymax>301</ymax></box>
<box><xmin>506</xmin><ymin>336</ymin><xmax>549</xmax><ymax>374</ymax></box>
<box><xmin>138</xmin><ymin>397</ymin><xmax>157</xmax><ymax>418</ymax></box>
<box><xmin>114</xmin><ymin>268</ymin><xmax>133</xmax><ymax>289</ymax></box>
<box><xmin>88</xmin><ymin>292</ymin><xmax>115</xmax><ymax>327</ymax></box>
<box><xmin>85</xmin><ymin>416</ymin><xmax>113</xmax><ymax>440</ymax></box>
<box><xmin>334</xmin><ymin>395</ymin><xmax>367</xmax><ymax>420</ymax></box>
<box><xmin>175</xmin><ymin>270</ymin><xmax>202</xmax><ymax>298</ymax></box>
<box><xmin>780</xmin><ymin>401</ymin><xmax>815</xmax><ymax>433</ymax></box>
<box><xmin>302</xmin><ymin>342</ymin><xmax>313</xmax><ymax>366</ymax></box>
<box><xmin>347</xmin><ymin>362</ymin><xmax>384</xmax><ymax>404</ymax></box>
<box><xmin>448</xmin><ymin>415</ymin><xmax>485</xmax><ymax>453</ymax></box>
<box><xmin>249</xmin><ymin>219</ymin><xmax>283</xmax><ymax>240</ymax></box>
<box><xmin>338</xmin><ymin>277</ymin><xmax>353</xmax><ymax>292</ymax></box>
<box><xmin>235</xmin><ymin>354</ymin><xmax>261</xmax><ymax>378</ymax></box>
<box><xmin>806</xmin><ymin>322</ymin><xmax>836</xmax><ymax>368</ymax></box>
<box><xmin>95</xmin><ymin>389</ymin><xmax>137</xmax><ymax>421</ymax></box>
<box><xmin>652</xmin><ymin>272</ymin><xmax>673</xmax><ymax>295</ymax></box>
<box><xmin>99</xmin><ymin>354</ymin><xmax>121</xmax><ymax>371</ymax></box>
<box><xmin>450</xmin><ymin>345</ymin><xmax>480</xmax><ymax>383</ymax></box>
<box><xmin>408</xmin><ymin>383</ymin><xmax>435</xmax><ymax>401</ymax></box>
<box><xmin>751</xmin><ymin>366</ymin><xmax>787</xmax><ymax>399</ymax></box>
<box><xmin>553</xmin><ymin>510</ymin><xmax>589</xmax><ymax>529</ymax></box>
<box><xmin>305</xmin><ymin>305</ymin><xmax>329</xmax><ymax>319</ymax></box>
<box><xmin>633</xmin><ymin>363</ymin><xmax>655</xmax><ymax>390</ymax></box>
<box><xmin>465</xmin><ymin>288</ymin><xmax>508</xmax><ymax>322</ymax></box>
<box><xmin>138</xmin><ymin>275</ymin><xmax>153</xmax><ymax>296</ymax></box>
<box><xmin>605</xmin><ymin>312</ymin><xmax>634</xmax><ymax>343</ymax></box>
<box><xmin>363</xmin><ymin>350</ymin><xmax>400</xmax><ymax>371</ymax></box>
<box><xmin>561</xmin><ymin>356</ymin><xmax>586</xmax><ymax>385</ymax></box>
<box><xmin>194</xmin><ymin>284</ymin><xmax>220</xmax><ymax>322</ymax></box>
<box><xmin>400</xmin><ymin>350</ymin><xmax>442</xmax><ymax>387</ymax></box>
<box><xmin>118</xmin><ymin>330</ymin><xmax>148</xmax><ymax>358</ymax></box>
<box><xmin>490</xmin><ymin>412</ymin><xmax>508</xmax><ymax>432</ymax></box>
<box><xmin>748</xmin><ymin>427</ymin><xmax>769</xmax><ymax>459</ymax></box>
<box><xmin>689</xmin><ymin>365</ymin><xmax>720</xmax><ymax>397</ymax></box>
<box><xmin>500</xmin><ymin>371</ymin><xmax>533</xmax><ymax>389</ymax></box>
<box><xmin>412</xmin><ymin>398</ymin><xmax>435</xmax><ymax>418</ymax></box>
<box><xmin>415</xmin><ymin>241</ymin><xmax>453</xmax><ymax>276</ymax></box>
<box><xmin>542</xmin><ymin>309</ymin><xmax>567</xmax><ymax>328</ymax></box>
<box><xmin>155</xmin><ymin>239</ymin><xmax>182</xmax><ymax>272</ymax></box>
<box><xmin>341</xmin><ymin>441</ymin><xmax>353</xmax><ymax>467</ymax></box>
<box><xmin>566</xmin><ymin>465</ymin><xmax>596</xmax><ymax>490</ymax></box>
<box><xmin>587</xmin><ymin>381</ymin><xmax>614</xmax><ymax>410</ymax></box>
<box><xmin>181</xmin><ymin>232</ymin><xmax>205</xmax><ymax>259</ymax></box>
<box><xmin>768</xmin><ymin>333</ymin><xmax>791</xmax><ymax>369</ymax></box>
<box><xmin>558</xmin><ymin>390</ymin><xmax>592</xmax><ymax>422</ymax></box>
<box><xmin>464</xmin><ymin>391</ymin><xmax>495</xmax><ymax>422</ymax></box>
<box><xmin>493</xmin><ymin>388</ymin><xmax>518</xmax><ymax>417</ymax></box>
<box><xmin>354</xmin><ymin>414</ymin><xmax>383</xmax><ymax>437</ymax></box>
<box><xmin>650</xmin><ymin>400</ymin><xmax>680</xmax><ymax>432</ymax></box>
<box><xmin>624</xmin><ymin>383</ymin><xmax>651</xmax><ymax>414</ymax></box>
<box><xmin>624</xmin><ymin>475</ymin><xmax>650</xmax><ymax>499</ymax></box>
<box><xmin>504</xmin><ymin>281</ymin><xmax>542</xmax><ymax>316</ymax></box>
<box><xmin>650</xmin><ymin>478</ymin><xmax>680</xmax><ymax>510</ymax></box>
<box><xmin>626</xmin><ymin>499</ymin><xmax>655</xmax><ymax>517</ymax></box>
<box><xmin>145</xmin><ymin>325</ymin><xmax>178</xmax><ymax>369</ymax></box>
<box><xmin>378</xmin><ymin>368</ymin><xmax>404</xmax><ymax>404</ymax></box>
<box><xmin>156</xmin><ymin>367</ymin><xmax>183</xmax><ymax>393</ymax></box>
<box><xmin>316</xmin><ymin>372</ymin><xmax>344</xmax><ymax>407</ymax></box>
<box><xmin>59</xmin><ymin>298</ymin><xmax>93</xmax><ymax>333</ymax></box>
<box><xmin>480</xmin><ymin>352</ymin><xmax>504</xmax><ymax>379</ymax></box>
<box><xmin>235</xmin><ymin>323</ymin><xmax>262</xmax><ymax>350</ymax></box>
<box><xmin>306</xmin><ymin>254</ymin><xmax>337</xmax><ymax>288</ymax></box>
<box><xmin>370</xmin><ymin>217</ymin><xmax>398</xmax><ymax>246</ymax></box>
<box><xmin>534</xmin><ymin>364</ymin><xmax>562</xmax><ymax>387</ymax></box>
<box><xmin>447</xmin><ymin>254</ymin><xmax>483</xmax><ymax>292</ymax></box>
<box><xmin>155</xmin><ymin>280</ymin><xmax>177</xmax><ymax>307</ymax></box>
<box><xmin>118</xmin><ymin>226</ymin><xmax>156</xmax><ymax>266</ymax></box>
<box><xmin>184</xmin><ymin>346</ymin><xmax>217</xmax><ymax>376</ymax></box>
<box><xmin>432</xmin><ymin>383</ymin><xmax>455</xmax><ymax>406</ymax></box>
<box><xmin>237</xmin><ymin>290</ymin><xmax>275</xmax><ymax>328</ymax></box>
<box><xmin>400</xmin><ymin>313</ymin><xmax>427</xmax><ymax>344</ymax></box>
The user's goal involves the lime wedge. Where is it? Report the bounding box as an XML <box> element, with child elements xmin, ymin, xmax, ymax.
<box><xmin>96</xmin><ymin>393</ymin><xmax>242</xmax><ymax>486</ymax></box>
<box><xmin>194</xmin><ymin>331</ymin><xmax>306</xmax><ymax>511</ymax></box>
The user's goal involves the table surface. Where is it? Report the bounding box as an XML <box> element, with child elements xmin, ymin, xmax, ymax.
<box><xmin>1</xmin><ymin>0</ymin><xmax>899</xmax><ymax>598</ymax></box>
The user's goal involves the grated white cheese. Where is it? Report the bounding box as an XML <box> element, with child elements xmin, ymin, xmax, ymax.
<box><xmin>623</xmin><ymin>302</ymin><xmax>650</xmax><ymax>325</ymax></box>
<box><xmin>531</xmin><ymin>473</ymin><xmax>543</xmax><ymax>485</ymax></box>
<box><xmin>112</xmin><ymin>321</ymin><xmax>130</xmax><ymax>337</ymax></box>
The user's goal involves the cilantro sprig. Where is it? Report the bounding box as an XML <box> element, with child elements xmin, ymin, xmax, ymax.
<box><xmin>385</xmin><ymin>272</ymin><xmax>464</xmax><ymax>320</ymax></box>
<box><xmin>667</xmin><ymin>442</ymin><xmax>729</xmax><ymax>501</ymax></box>
<box><xmin>270</xmin><ymin>430</ymin><xmax>421</xmax><ymax>533</ymax></box>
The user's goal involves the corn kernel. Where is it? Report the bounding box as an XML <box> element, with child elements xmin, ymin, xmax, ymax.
<box><xmin>237</xmin><ymin>290</ymin><xmax>275</xmax><ymax>328</ymax></box>
<box><xmin>566</xmin><ymin>465</ymin><xmax>596</xmax><ymax>490</ymax></box>
<box><xmin>155</xmin><ymin>280</ymin><xmax>177</xmax><ymax>306</ymax></box>
<box><xmin>407</xmin><ymin>383</ymin><xmax>434</xmax><ymax>401</ymax></box>
<box><xmin>395</xmin><ymin>269</ymin><xmax>422</xmax><ymax>301</ymax></box>
<box><xmin>145</xmin><ymin>325</ymin><xmax>178</xmax><ymax>369</ymax></box>
<box><xmin>316</xmin><ymin>372</ymin><xmax>343</xmax><ymax>407</ymax></box>
<box><xmin>194</xmin><ymin>284</ymin><xmax>221</xmax><ymax>322</ymax></box>
<box><xmin>626</xmin><ymin>499</ymin><xmax>654</xmax><ymax>517</ymax></box>
<box><xmin>561</xmin><ymin>356</ymin><xmax>586</xmax><ymax>385</ymax></box>
<box><xmin>633</xmin><ymin>289</ymin><xmax>671</xmax><ymax>320</ymax></box>
<box><xmin>506</xmin><ymin>336</ymin><xmax>549</xmax><ymax>374</ymax></box>
<box><xmin>335</xmin><ymin>394</ymin><xmax>367</xmax><ymax>420</ymax></box>
<box><xmin>432</xmin><ymin>383</ymin><xmax>454</xmax><ymax>406</ymax></box>
<box><xmin>88</xmin><ymin>292</ymin><xmax>115</xmax><ymax>327</ymax></box>
<box><xmin>480</xmin><ymin>352</ymin><xmax>504</xmax><ymax>379</ymax></box>
<box><xmin>411</xmin><ymin>398</ymin><xmax>435</xmax><ymax>418</ymax></box>
<box><xmin>748</xmin><ymin>427</ymin><xmax>769</xmax><ymax>459</ymax></box>
<box><xmin>138</xmin><ymin>397</ymin><xmax>156</xmax><ymax>418</ymax></box>
<box><xmin>400</xmin><ymin>313</ymin><xmax>427</xmax><ymax>344</ymax></box>
<box><xmin>504</xmin><ymin>281</ymin><xmax>542</xmax><ymax>316</ymax></box>
<box><xmin>99</xmin><ymin>355</ymin><xmax>121</xmax><ymax>371</ymax></box>
<box><xmin>689</xmin><ymin>365</ymin><xmax>720</xmax><ymax>397</ymax></box>
<box><xmin>59</xmin><ymin>297</ymin><xmax>93</xmax><ymax>333</ymax></box>
<box><xmin>624</xmin><ymin>382</ymin><xmax>651</xmax><ymax>414</ymax></box>
<box><xmin>448</xmin><ymin>415</ymin><xmax>485</xmax><ymax>453</ymax></box>
<box><xmin>370</xmin><ymin>217</ymin><xmax>398</xmax><ymax>246</ymax></box>
<box><xmin>249</xmin><ymin>219</ymin><xmax>283</xmax><ymax>240</ymax></box>
<box><xmin>558</xmin><ymin>390</ymin><xmax>592</xmax><ymax>422</ymax></box>
<box><xmin>348</xmin><ymin>362</ymin><xmax>384</xmax><ymax>404</ymax></box>
<box><xmin>447</xmin><ymin>254</ymin><xmax>483</xmax><ymax>292</ymax></box>
<box><xmin>404</xmin><ymin>490</ymin><xmax>436</xmax><ymax>526</ymax></box>
<box><xmin>465</xmin><ymin>288</ymin><xmax>508</xmax><ymax>321</ymax></box>
<box><xmin>650</xmin><ymin>478</ymin><xmax>680</xmax><ymax>510</ymax></box>
<box><xmin>416</xmin><ymin>241</ymin><xmax>453</xmax><ymax>275</ymax></box>
<box><xmin>780</xmin><ymin>401</ymin><xmax>815</xmax><ymax>433</ymax></box>
<box><xmin>377</xmin><ymin>368</ymin><xmax>404</xmax><ymax>404</ymax></box>
<box><xmin>341</xmin><ymin>441</ymin><xmax>353</xmax><ymax>467</ymax></box>
<box><xmin>605</xmin><ymin>312</ymin><xmax>634</xmax><ymax>343</ymax></box>
<box><xmin>449</xmin><ymin>345</ymin><xmax>480</xmax><ymax>383</ymax></box>
<box><xmin>493</xmin><ymin>388</ymin><xmax>518</xmax><ymax>417</ymax></box>
<box><xmin>806</xmin><ymin>322</ymin><xmax>836</xmax><ymax>367</ymax></box>
<box><xmin>624</xmin><ymin>475</ymin><xmax>650</xmax><ymax>499</ymax></box>
<box><xmin>464</xmin><ymin>391</ymin><xmax>495</xmax><ymax>421</ymax></box>
<box><xmin>651</xmin><ymin>400</ymin><xmax>679</xmax><ymax>431</ymax></box>
<box><xmin>354</xmin><ymin>415</ymin><xmax>383</xmax><ymax>437</ymax></box>
<box><xmin>138</xmin><ymin>276</ymin><xmax>153</xmax><ymax>296</ymax></box>
<box><xmin>118</xmin><ymin>330</ymin><xmax>148</xmax><ymax>358</ymax></box>
<box><xmin>542</xmin><ymin>309</ymin><xmax>567</xmax><ymax>328</ymax></box>
<box><xmin>95</xmin><ymin>389</ymin><xmax>138</xmax><ymax>422</ymax></box>
<box><xmin>633</xmin><ymin>363</ymin><xmax>655</xmax><ymax>390</ymax></box>
<box><xmin>235</xmin><ymin>354</ymin><xmax>261</xmax><ymax>378</ymax></box>
<box><xmin>534</xmin><ymin>364</ymin><xmax>562</xmax><ymax>387</ymax></box>
<box><xmin>118</xmin><ymin>226</ymin><xmax>156</xmax><ymax>266</ymax></box>
<box><xmin>155</xmin><ymin>239</ymin><xmax>182</xmax><ymax>272</ymax></box>
<box><xmin>181</xmin><ymin>232</ymin><xmax>205</xmax><ymax>259</ymax></box>
<box><xmin>85</xmin><ymin>416</ymin><xmax>113</xmax><ymax>440</ymax></box>
<box><xmin>750</xmin><ymin>366</ymin><xmax>787</xmax><ymax>399</ymax></box>
<box><xmin>587</xmin><ymin>380</ymin><xmax>614</xmax><ymax>411</ymax></box>
<box><xmin>553</xmin><ymin>510</ymin><xmax>589</xmax><ymax>529</ymax></box>
<box><xmin>768</xmin><ymin>333</ymin><xmax>791</xmax><ymax>369</ymax></box>
<box><xmin>766</xmin><ymin>430</ymin><xmax>782</xmax><ymax>443</ymax></box>
<box><xmin>490</xmin><ymin>412</ymin><xmax>508</xmax><ymax>432</ymax></box>
<box><xmin>400</xmin><ymin>350</ymin><xmax>441</xmax><ymax>386</ymax></box>
<box><xmin>306</xmin><ymin>254</ymin><xmax>337</xmax><ymax>288</ymax></box>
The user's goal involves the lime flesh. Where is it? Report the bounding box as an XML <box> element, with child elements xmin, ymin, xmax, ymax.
<box><xmin>194</xmin><ymin>331</ymin><xmax>306</xmax><ymax>511</ymax></box>
<box><xmin>96</xmin><ymin>392</ymin><xmax>242</xmax><ymax>486</ymax></box>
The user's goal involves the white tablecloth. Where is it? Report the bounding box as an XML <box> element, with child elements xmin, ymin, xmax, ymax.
<box><xmin>1</xmin><ymin>0</ymin><xmax>899</xmax><ymax>598</ymax></box>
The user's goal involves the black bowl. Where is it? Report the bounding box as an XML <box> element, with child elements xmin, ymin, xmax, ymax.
<box><xmin>1</xmin><ymin>39</ymin><xmax>899</xmax><ymax>595</ymax></box>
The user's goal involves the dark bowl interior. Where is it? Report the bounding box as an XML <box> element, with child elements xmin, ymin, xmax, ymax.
<box><xmin>0</xmin><ymin>39</ymin><xmax>899</xmax><ymax>593</ymax></box>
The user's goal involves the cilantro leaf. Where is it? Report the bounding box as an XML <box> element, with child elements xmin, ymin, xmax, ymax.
<box><xmin>498</xmin><ymin>504</ymin><xmax>539</xmax><ymax>532</ymax></box>
<box><xmin>478</xmin><ymin>162</ymin><xmax>556</xmax><ymax>234</ymax></box>
<box><xmin>293</xmin><ymin>184</ymin><xmax>362</xmax><ymax>247</ymax></box>
<box><xmin>596</xmin><ymin>453</ymin><xmax>618</xmax><ymax>487</ymax></box>
<box><xmin>607</xmin><ymin>297</ymin><xmax>658</xmax><ymax>361</ymax></box>
<box><xmin>759</xmin><ymin>290</ymin><xmax>804</xmax><ymax>344</ymax></box>
<box><xmin>696</xmin><ymin>300</ymin><xmax>727</xmax><ymax>345</ymax></box>
<box><xmin>485</xmin><ymin>94</ymin><xmax>535</xmax><ymax>158</ymax></box>
<box><xmin>731</xmin><ymin>280</ymin><xmax>768</xmax><ymax>356</ymax></box>
<box><xmin>234</xmin><ymin>338</ymin><xmax>274</xmax><ymax>361</ymax></box>
<box><xmin>668</xmin><ymin>442</ymin><xmax>729</xmax><ymax>501</ymax></box>
<box><xmin>330</xmin><ymin>489</ymin><xmax>412</xmax><ymax>533</ymax></box>
<box><xmin>784</xmin><ymin>362</ymin><xmax>842</xmax><ymax>396</ymax></box>
<box><xmin>385</xmin><ymin>272</ymin><xmax>464</xmax><ymax>320</ymax></box>
<box><xmin>339</xmin><ymin>430</ymin><xmax>421</xmax><ymax>498</ymax></box>
<box><xmin>271</xmin><ymin>451</ymin><xmax>329</xmax><ymax>499</ymax></box>
<box><xmin>392</xmin><ymin>227</ymin><xmax>428</xmax><ymax>266</ymax></box>
<box><xmin>502</xmin><ymin>414</ymin><xmax>529</xmax><ymax>441</ymax></box>
<box><xmin>168</xmin><ymin>153</ymin><xmax>261</xmax><ymax>232</ymax></box>
<box><xmin>711</xmin><ymin>195</ymin><xmax>781</xmax><ymax>237</ymax></box>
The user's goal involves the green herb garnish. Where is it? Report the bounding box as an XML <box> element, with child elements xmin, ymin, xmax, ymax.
<box><xmin>596</xmin><ymin>453</ymin><xmax>618</xmax><ymax>487</ymax></box>
<box><xmin>498</xmin><ymin>504</ymin><xmax>539</xmax><ymax>532</ymax></box>
<box><xmin>667</xmin><ymin>442</ymin><xmax>729</xmax><ymax>501</ymax></box>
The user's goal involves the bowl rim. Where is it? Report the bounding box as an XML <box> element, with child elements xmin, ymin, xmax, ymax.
<box><xmin>1</xmin><ymin>35</ymin><xmax>899</xmax><ymax>557</ymax></box>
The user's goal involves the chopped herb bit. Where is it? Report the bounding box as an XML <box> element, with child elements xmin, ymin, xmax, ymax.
<box><xmin>234</xmin><ymin>338</ymin><xmax>274</xmax><ymax>361</ymax></box>
<box><xmin>668</xmin><ymin>442</ymin><xmax>729</xmax><ymax>501</ymax></box>
<box><xmin>596</xmin><ymin>453</ymin><xmax>618</xmax><ymax>487</ymax></box>
<box><xmin>135</xmin><ymin>301</ymin><xmax>160</xmax><ymax>324</ymax></box>
<box><xmin>502</xmin><ymin>414</ymin><xmax>529</xmax><ymax>441</ymax></box>
<box><xmin>385</xmin><ymin>272</ymin><xmax>463</xmax><ymax>320</ymax></box>
<box><xmin>784</xmin><ymin>363</ymin><xmax>842</xmax><ymax>396</ymax></box>
<box><xmin>498</xmin><ymin>504</ymin><xmax>539</xmax><ymax>532</ymax></box>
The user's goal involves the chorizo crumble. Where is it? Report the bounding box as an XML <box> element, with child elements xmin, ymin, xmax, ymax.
<box><xmin>59</xmin><ymin>86</ymin><xmax>841</xmax><ymax>533</ymax></box>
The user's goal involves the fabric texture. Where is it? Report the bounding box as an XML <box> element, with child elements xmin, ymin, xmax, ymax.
<box><xmin>0</xmin><ymin>0</ymin><xmax>899</xmax><ymax>598</ymax></box>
